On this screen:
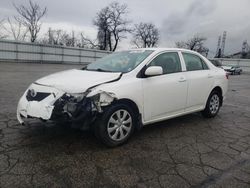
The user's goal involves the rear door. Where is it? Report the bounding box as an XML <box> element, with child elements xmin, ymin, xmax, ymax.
<box><xmin>181</xmin><ymin>52</ymin><xmax>214</xmax><ymax>111</ymax></box>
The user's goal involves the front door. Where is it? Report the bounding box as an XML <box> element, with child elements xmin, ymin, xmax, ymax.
<box><xmin>142</xmin><ymin>52</ymin><xmax>188</xmax><ymax>122</ymax></box>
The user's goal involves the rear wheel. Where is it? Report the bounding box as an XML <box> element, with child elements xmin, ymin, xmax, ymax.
<box><xmin>202</xmin><ymin>90</ymin><xmax>221</xmax><ymax>118</ymax></box>
<box><xmin>94</xmin><ymin>103</ymin><xmax>135</xmax><ymax>147</ymax></box>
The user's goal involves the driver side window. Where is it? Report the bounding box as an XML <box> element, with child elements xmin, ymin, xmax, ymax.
<box><xmin>148</xmin><ymin>52</ymin><xmax>182</xmax><ymax>74</ymax></box>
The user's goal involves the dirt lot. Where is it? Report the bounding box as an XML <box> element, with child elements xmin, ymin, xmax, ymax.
<box><xmin>0</xmin><ymin>62</ymin><xmax>250</xmax><ymax>188</ymax></box>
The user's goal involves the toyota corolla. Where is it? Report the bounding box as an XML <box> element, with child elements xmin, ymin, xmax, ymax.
<box><xmin>17</xmin><ymin>48</ymin><xmax>228</xmax><ymax>147</ymax></box>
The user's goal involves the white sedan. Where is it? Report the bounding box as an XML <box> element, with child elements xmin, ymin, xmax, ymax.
<box><xmin>17</xmin><ymin>48</ymin><xmax>228</xmax><ymax>147</ymax></box>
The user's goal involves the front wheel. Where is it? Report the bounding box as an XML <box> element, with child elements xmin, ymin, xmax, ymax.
<box><xmin>202</xmin><ymin>91</ymin><xmax>221</xmax><ymax>118</ymax></box>
<box><xmin>94</xmin><ymin>103</ymin><xmax>135</xmax><ymax>147</ymax></box>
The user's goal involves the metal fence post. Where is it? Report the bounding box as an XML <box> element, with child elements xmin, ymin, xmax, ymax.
<box><xmin>61</xmin><ymin>46</ymin><xmax>64</xmax><ymax>64</ymax></box>
<box><xmin>94</xmin><ymin>50</ymin><xmax>97</xmax><ymax>62</ymax></box>
<box><xmin>79</xmin><ymin>48</ymin><xmax>81</xmax><ymax>64</ymax></box>
<box><xmin>15</xmin><ymin>41</ymin><xmax>18</xmax><ymax>63</ymax></box>
<box><xmin>40</xmin><ymin>44</ymin><xmax>43</xmax><ymax>64</ymax></box>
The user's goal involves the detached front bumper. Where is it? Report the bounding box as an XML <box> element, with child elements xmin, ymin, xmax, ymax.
<box><xmin>17</xmin><ymin>83</ymin><xmax>64</xmax><ymax>124</ymax></box>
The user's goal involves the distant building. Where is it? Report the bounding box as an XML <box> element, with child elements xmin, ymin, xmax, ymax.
<box><xmin>241</xmin><ymin>40</ymin><xmax>250</xmax><ymax>59</ymax></box>
<box><xmin>225</xmin><ymin>52</ymin><xmax>242</xmax><ymax>59</ymax></box>
<box><xmin>225</xmin><ymin>40</ymin><xmax>250</xmax><ymax>59</ymax></box>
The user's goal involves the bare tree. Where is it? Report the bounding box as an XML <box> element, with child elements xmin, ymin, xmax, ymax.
<box><xmin>94</xmin><ymin>1</ymin><xmax>131</xmax><ymax>51</ymax></box>
<box><xmin>48</xmin><ymin>28</ymin><xmax>63</xmax><ymax>45</ymax></box>
<box><xmin>3</xmin><ymin>17</ymin><xmax>28</xmax><ymax>41</ymax></box>
<box><xmin>55</xmin><ymin>32</ymin><xmax>70</xmax><ymax>46</ymax></box>
<box><xmin>40</xmin><ymin>29</ymin><xmax>75</xmax><ymax>47</ymax></box>
<box><xmin>0</xmin><ymin>19</ymin><xmax>8</xmax><ymax>39</ymax></box>
<box><xmin>79</xmin><ymin>33</ymin><xmax>99</xmax><ymax>49</ymax></box>
<box><xmin>94</xmin><ymin>7</ymin><xmax>112</xmax><ymax>50</ymax></box>
<box><xmin>62</xmin><ymin>31</ymin><xmax>74</xmax><ymax>46</ymax></box>
<box><xmin>109</xmin><ymin>2</ymin><xmax>131</xmax><ymax>51</ymax></box>
<box><xmin>176</xmin><ymin>35</ymin><xmax>209</xmax><ymax>56</ymax></box>
<box><xmin>42</xmin><ymin>29</ymin><xmax>95</xmax><ymax>48</ymax></box>
<box><xmin>41</xmin><ymin>28</ymin><xmax>64</xmax><ymax>45</ymax></box>
<box><xmin>175</xmin><ymin>41</ymin><xmax>186</xmax><ymax>49</ymax></box>
<box><xmin>132</xmin><ymin>22</ymin><xmax>159</xmax><ymax>48</ymax></box>
<box><xmin>14</xmin><ymin>0</ymin><xmax>47</xmax><ymax>42</ymax></box>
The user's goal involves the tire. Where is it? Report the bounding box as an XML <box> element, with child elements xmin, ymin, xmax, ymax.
<box><xmin>94</xmin><ymin>103</ymin><xmax>136</xmax><ymax>147</ymax></box>
<box><xmin>202</xmin><ymin>90</ymin><xmax>221</xmax><ymax>118</ymax></box>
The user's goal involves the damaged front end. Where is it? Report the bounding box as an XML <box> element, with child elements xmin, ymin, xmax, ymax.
<box><xmin>51</xmin><ymin>91</ymin><xmax>116</xmax><ymax>129</ymax></box>
<box><xmin>17</xmin><ymin>83</ymin><xmax>116</xmax><ymax>129</ymax></box>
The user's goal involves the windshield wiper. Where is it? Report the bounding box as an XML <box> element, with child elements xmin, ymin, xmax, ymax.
<box><xmin>81</xmin><ymin>66</ymin><xmax>87</xmax><ymax>70</ymax></box>
<box><xmin>86</xmin><ymin>68</ymin><xmax>114</xmax><ymax>72</ymax></box>
<box><xmin>96</xmin><ymin>68</ymin><xmax>112</xmax><ymax>72</ymax></box>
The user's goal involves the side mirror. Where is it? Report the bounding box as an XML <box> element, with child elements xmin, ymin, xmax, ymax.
<box><xmin>144</xmin><ymin>66</ymin><xmax>163</xmax><ymax>77</ymax></box>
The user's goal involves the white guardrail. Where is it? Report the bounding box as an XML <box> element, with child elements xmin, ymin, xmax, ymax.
<box><xmin>212</xmin><ymin>58</ymin><xmax>250</xmax><ymax>72</ymax></box>
<box><xmin>0</xmin><ymin>39</ymin><xmax>110</xmax><ymax>65</ymax></box>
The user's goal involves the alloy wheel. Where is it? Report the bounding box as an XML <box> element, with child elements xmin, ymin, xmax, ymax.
<box><xmin>209</xmin><ymin>94</ymin><xmax>220</xmax><ymax>114</ymax></box>
<box><xmin>107</xmin><ymin>109</ymin><xmax>132</xmax><ymax>141</ymax></box>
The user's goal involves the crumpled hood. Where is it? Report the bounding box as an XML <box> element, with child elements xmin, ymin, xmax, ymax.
<box><xmin>35</xmin><ymin>69</ymin><xmax>121</xmax><ymax>93</ymax></box>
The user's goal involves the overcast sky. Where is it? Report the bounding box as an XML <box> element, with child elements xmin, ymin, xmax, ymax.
<box><xmin>0</xmin><ymin>0</ymin><xmax>250</xmax><ymax>56</ymax></box>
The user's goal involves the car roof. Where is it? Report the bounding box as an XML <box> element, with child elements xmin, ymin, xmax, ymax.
<box><xmin>127</xmin><ymin>48</ymin><xmax>202</xmax><ymax>55</ymax></box>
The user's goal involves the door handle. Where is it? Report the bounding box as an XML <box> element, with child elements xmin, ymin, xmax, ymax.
<box><xmin>179</xmin><ymin>77</ymin><xmax>186</xmax><ymax>82</ymax></box>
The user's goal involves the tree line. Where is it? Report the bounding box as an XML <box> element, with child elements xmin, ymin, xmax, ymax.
<box><xmin>0</xmin><ymin>0</ymin><xmax>211</xmax><ymax>56</ymax></box>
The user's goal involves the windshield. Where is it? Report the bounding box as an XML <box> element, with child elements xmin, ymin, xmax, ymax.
<box><xmin>86</xmin><ymin>50</ymin><xmax>154</xmax><ymax>73</ymax></box>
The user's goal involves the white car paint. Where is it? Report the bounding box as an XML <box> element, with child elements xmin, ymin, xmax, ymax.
<box><xmin>184</xmin><ymin>70</ymin><xmax>214</xmax><ymax>111</ymax></box>
<box><xmin>17</xmin><ymin>48</ymin><xmax>228</xmax><ymax>126</ymax></box>
<box><xmin>35</xmin><ymin>69</ymin><xmax>121</xmax><ymax>93</ymax></box>
<box><xmin>143</xmin><ymin>71</ymin><xmax>188</xmax><ymax>121</ymax></box>
<box><xmin>17</xmin><ymin>83</ymin><xmax>65</xmax><ymax>123</ymax></box>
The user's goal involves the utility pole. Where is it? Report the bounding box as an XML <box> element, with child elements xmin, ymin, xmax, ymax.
<box><xmin>215</xmin><ymin>31</ymin><xmax>227</xmax><ymax>58</ymax></box>
<box><xmin>48</xmin><ymin>27</ymin><xmax>53</xmax><ymax>45</ymax></box>
<box><xmin>221</xmin><ymin>31</ymin><xmax>227</xmax><ymax>57</ymax></box>
<box><xmin>215</xmin><ymin>36</ymin><xmax>221</xmax><ymax>58</ymax></box>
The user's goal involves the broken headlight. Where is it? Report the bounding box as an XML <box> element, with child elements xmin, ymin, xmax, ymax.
<box><xmin>68</xmin><ymin>93</ymin><xmax>86</xmax><ymax>103</ymax></box>
<box><xmin>62</xmin><ymin>93</ymin><xmax>87</xmax><ymax>114</ymax></box>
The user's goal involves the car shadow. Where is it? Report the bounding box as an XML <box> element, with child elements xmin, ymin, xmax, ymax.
<box><xmin>15</xmin><ymin>112</ymin><xmax>207</xmax><ymax>152</ymax></box>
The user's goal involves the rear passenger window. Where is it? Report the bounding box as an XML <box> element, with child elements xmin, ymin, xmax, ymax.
<box><xmin>182</xmin><ymin>53</ymin><xmax>209</xmax><ymax>71</ymax></box>
<box><xmin>149</xmin><ymin>52</ymin><xmax>182</xmax><ymax>74</ymax></box>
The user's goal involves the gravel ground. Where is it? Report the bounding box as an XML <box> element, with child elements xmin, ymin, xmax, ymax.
<box><xmin>0</xmin><ymin>62</ymin><xmax>250</xmax><ymax>188</ymax></box>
